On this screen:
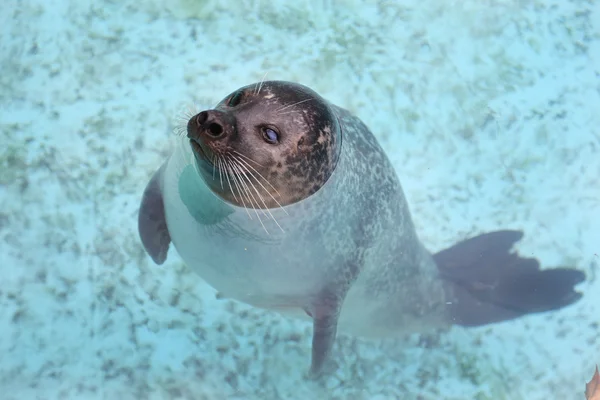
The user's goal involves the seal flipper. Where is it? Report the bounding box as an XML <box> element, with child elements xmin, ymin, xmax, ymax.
<box><xmin>305</xmin><ymin>291</ymin><xmax>344</xmax><ymax>378</ymax></box>
<box><xmin>138</xmin><ymin>162</ymin><xmax>171</xmax><ymax>265</ymax></box>
<box><xmin>435</xmin><ymin>230</ymin><xmax>585</xmax><ymax>327</ymax></box>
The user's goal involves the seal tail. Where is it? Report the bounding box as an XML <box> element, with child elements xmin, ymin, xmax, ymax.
<box><xmin>434</xmin><ymin>230</ymin><xmax>585</xmax><ymax>327</ymax></box>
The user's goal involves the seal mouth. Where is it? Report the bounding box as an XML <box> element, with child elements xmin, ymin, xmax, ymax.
<box><xmin>189</xmin><ymin>138</ymin><xmax>251</xmax><ymax>179</ymax></box>
<box><xmin>189</xmin><ymin>139</ymin><xmax>216</xmax><ymax>175</ymax></box>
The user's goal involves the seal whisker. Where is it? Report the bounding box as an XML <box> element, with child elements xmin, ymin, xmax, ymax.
<box><xmin>172</xmin><ymin>102</ymin><xmax>200</xmax><ymax>137</ymax></box>
<box><xmin>178</xmin><ymin>105</ymin><xmax>197</xmax><ymax>122</ymax></box>
<box><xmin>172</xmin><ymin>125</ymin><xmax>186</xmax><ymax>137</ymax></box>
<box><xmin>186</xmin><ymin>102</ymin><xmax>199</xmax><ymax>118</ymax></box>
<box><xmin>227</xmin><ymin>157</ymin><xmax>265</xmax><ymax>216</ymax></box>
<box><xmin>226</xmin><ymin>157</ymin><xmax>267</xmax><ymax>229</ymax></box>
<box><xmin>255</xmin><ymin>72</ymin><xmax>269</xmax><ymax>95</ymax></box>
<box><xmin>227</xmin><ymin>157</ymin><xmax>270</xmax><ymax>234</ymax></box>
<box><xmin>216</xmin><ymin>156</ymin><xmax>225</xmax><ymax>190</ymax></box>
<box><xmin>275</xmin><ymin>98</ymin><xmax>312</xmax><ymax>114</ymax></box>
<box><xmin>212</xmin><ymin>154</ymin><xmax>216</xmax><ymax>180</ymax></box>
<box><xmin>226</xmin><ymin>159</ymin><xmax>249</xmax><ymax>208</ymax></box>
<box><xmin>222</xmin><ymin>156</ymin><xmax>242</xmax><ymax>209</ymax></box>
<box><xmin>229</xmin><ymin>156</ymin><xmax>283</xmax><ymax>232</ymax></box>
<box><xmin>277</xmin><ymin>110</ymin><xmax>308</xmax><ymax>116</ymax></box>
<box><xmin>220</xmin><ymin>156</ymin><xmax>239</xmax><ymax>203</ymax></box>
<box><xmin>222</xmin><ymin>156</ymin><xmax>253</xmax><ymax>220</ymax></box>
<box><xmin>231</xmin><ymin>150</ymin><xmax>265</xmax><ymax>167</ymax></box>
<box><xmin>230</xmin><ymin>153</ymin><xmax>289</xmax><ymax>217</ymax></box>
<box><xmin>230</xmin><ymin>153</ymin><xmax>280</xmax><ymax>196</ymax></box>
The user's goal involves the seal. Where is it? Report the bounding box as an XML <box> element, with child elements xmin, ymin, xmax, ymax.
<box><xmin>138</xmin><ymin>80</ymin><xmax>585</xmax><ymax>377</ymax></box>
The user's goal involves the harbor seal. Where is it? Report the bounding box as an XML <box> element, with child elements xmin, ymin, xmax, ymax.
<box><xmin>138</xmin><ymin>80</ymin><xmax>585</xmax><ymax>377</ymax></box>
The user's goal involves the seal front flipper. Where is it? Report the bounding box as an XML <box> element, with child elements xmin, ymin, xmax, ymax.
<box><xmin>305</xmin><ymin>290</ymin><xmax>345</xmax><ymax>378</ymax></box>
<box><xmin>435</xmin><ymin>230</ymin><xmax>586</xmax><ymax>326</ymax></box>
<box><xmin>138</xmin><ymin>162</ymin><xmax>171</xmax><ymax>265</ymax></box>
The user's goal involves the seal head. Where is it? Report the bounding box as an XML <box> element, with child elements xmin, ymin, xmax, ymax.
<box><xmin>186</xmin><ymin>81</ymin><xmax>342</xmax><ymax>209</ymax></box>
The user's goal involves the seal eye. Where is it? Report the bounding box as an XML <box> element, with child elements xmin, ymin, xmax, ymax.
<box><xmin>262</xmin><ymin>127</ymin><xmax>279</xmax><ymax>144</ymax></box>
<box><xmin>228</xmin><ymin>91</ymin><xmax>243</xmax><ymax>107</ymax></box>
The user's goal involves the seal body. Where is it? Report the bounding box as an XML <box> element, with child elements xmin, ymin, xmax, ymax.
<box><xmin>138</xmin><ymin>81</ymin><xmax>585</xmax><ymax>376</ymax></box>
<box><xmin>161</xmin><ymin>106</ymin><xmax>445</xmax><ymax>336</ymax></box>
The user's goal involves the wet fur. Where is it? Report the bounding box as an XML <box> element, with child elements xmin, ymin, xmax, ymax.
<box><xmin>186</xmin><ymin>81</ymin><xmax>341</xmax><ymax>210</ymax></box>
<box><xmin>139</xmin><ymin>80</ymin><xmax>585</xmax><ymax>378</ymax></box>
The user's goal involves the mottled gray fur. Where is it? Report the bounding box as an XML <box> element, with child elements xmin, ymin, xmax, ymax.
<box><xmin>140</xmin><ymin>81</ymin><xmax>585</xmax><ymax>377</ymax></box>
<box><xmin>154</xmin><ymin>82</ymin><xmax>449</xmax><ymax>375</ymax></box>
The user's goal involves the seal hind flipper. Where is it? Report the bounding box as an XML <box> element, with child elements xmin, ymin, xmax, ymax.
<box><xmin>138</xmin><ymin>162</ymin><xmax>171</xmax><ymax>265</ymax></box>
<box><xmin>434</xmin><ymin>230</ymin><xmax>585</xmax><ymax>327</ymax></box>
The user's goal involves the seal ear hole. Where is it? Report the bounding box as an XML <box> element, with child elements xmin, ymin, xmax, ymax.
<box><xmin>297</xmin><ymin>136</ymin><xmax>309</xmax><ymax>151</ymax></box>
<box><xmin>261</xmin><ymin>127</ymin><xmax>279</xmax><ymax>144</ymax></box>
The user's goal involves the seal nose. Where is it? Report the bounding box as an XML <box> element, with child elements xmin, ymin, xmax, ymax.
<box><xmin>187</xmin><ymin>110</ymin><xmax>235</xmax><ymax>142</ymax></box>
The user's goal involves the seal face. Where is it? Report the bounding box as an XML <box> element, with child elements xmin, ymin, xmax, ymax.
<box><xmin>138</xmin><ymin>80</ymin><xmax>585</xmax><ymax>378</ymax></box>
<box><xmin>186</xmin><ymin>81</ymin><xmax>342</xmax><ymax>209</ymax></box>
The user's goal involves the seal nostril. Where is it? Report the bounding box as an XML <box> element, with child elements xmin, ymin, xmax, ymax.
<box><xmin>195</xmin><ymin>111</ymin><xmax>208</xmax><ymax>126</ymax></box>
<box><xmin>208</xmin><ymin>122</ymin><xmax>223</xmax><ymax>137</ymax></box>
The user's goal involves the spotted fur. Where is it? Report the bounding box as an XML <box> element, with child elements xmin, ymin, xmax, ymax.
<box><xmin>141</xmin><ymin>81</ymin><xmax>584</xmax><ymax>377</ymax></box>
<box><xmin>186</xmin><ymin>81</ymin><xmax>341</xmax><ymax>209</ymax></box>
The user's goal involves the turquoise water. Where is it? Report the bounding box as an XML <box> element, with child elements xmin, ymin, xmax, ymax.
<box><xmin>1</xmin><ymin>0</ymin><xmax>599</xmax><ymax>399</ymax></box>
